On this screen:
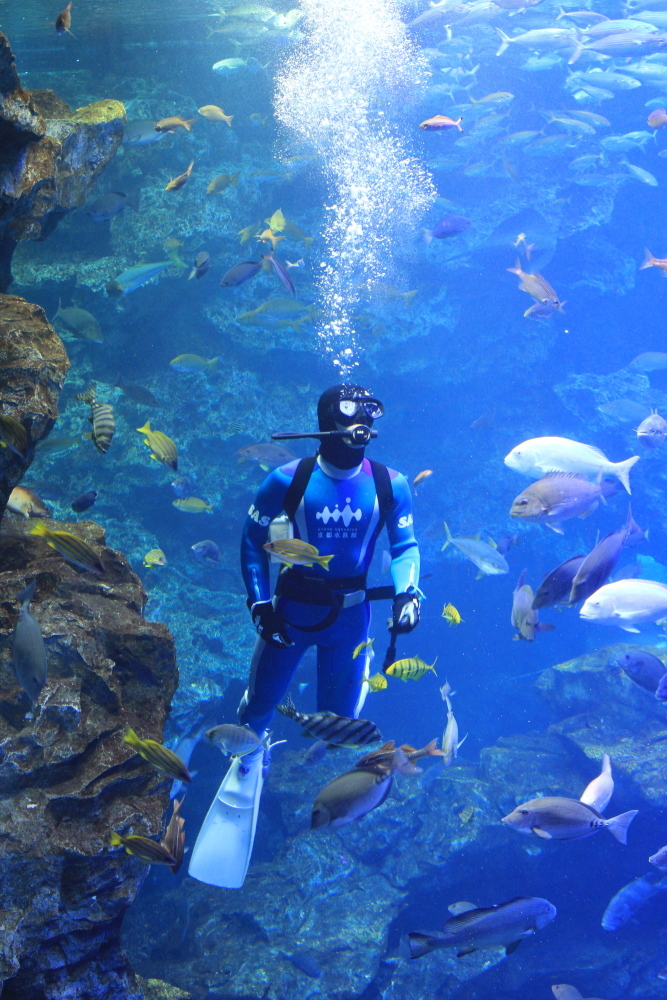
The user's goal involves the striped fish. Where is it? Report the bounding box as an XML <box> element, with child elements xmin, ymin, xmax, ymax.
<box><xmin>385</xmin><ymin>656</ymin><xmax>438</xmax><ymax>682</ymax></box>
<box><xmin>76</xmin><ymin>385</ymin><xmax>115</xmax><ymax>453</ymax></box>
<box><xmin>277</xmin><ymin>694</ymin><xmax>381</xmax><ymax>747</ymax></box>
<box><xmin>124</xmin><ymin>728</ymin><xmax>192</xmax><ymax>782</ymax></box>
<box><xmin>29</xmin><ymin>520</ymin><xmax>105</xmax><ymax>573</ymax></box>
<box><xmin>109</xmin><ymin>831</ymin><xmax>177</xmax><ymax>866</ymax></box>
<box><xmin>136</xmin><ymin>420</ymin><xmax>178</xmax><ymax>471</ymax></box>
<box><xmin>0</xmin><ymin>414</ymin><xmax>28</xmax><ymax>459</ymax></box>
<box><xmin>356</xmin><ymin>739</ymin><xmax>444</xmax><ymax>775</ymax></box>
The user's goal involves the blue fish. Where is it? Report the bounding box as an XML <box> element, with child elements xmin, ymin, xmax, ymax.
<box><xmin>106</xmin><ymin>261</ymin><xmax>172</xmax><ymax>296</ymax></box>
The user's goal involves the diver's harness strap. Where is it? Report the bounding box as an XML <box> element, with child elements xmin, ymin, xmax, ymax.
<box><xmin>277</xmin><ymin>456</ymin><xmax>395</xmax><ymax>632</ymax></box>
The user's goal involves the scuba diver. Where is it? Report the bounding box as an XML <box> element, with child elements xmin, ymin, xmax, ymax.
<box><xmin>189</xmin><ymin>383</ymin><xmax>421</xmax><ymax>888</ymax></box>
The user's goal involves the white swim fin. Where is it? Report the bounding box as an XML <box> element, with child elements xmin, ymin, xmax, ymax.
<box><xmin>189</xmin><ymin>749</ymin><xmax>264</xmax><ymax>889</ymax></box>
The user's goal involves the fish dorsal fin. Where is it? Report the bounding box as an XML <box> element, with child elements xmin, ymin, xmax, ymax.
<box><xmin>400</xmin><ymin>744</ymin><xmax>416</xmax><ymax>754</ymax></box>
<box><xmin>376</xmin><ymin>741</ymin><xmax>395</xmax><ymax>753</ymax></box>
<box><xmin>448</xmin><ymin>901</ymin><xmax>477</xmax><ymax>915</ymax></box>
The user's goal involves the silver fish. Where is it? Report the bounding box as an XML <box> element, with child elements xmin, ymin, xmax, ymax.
<box><xmin>512</xmin><ymin>570</ymin><xmax>554</xmax><ymax>640</ymax></box>
<box><xmin>602</xmin><ymin>873</ymin><xmax>667</xmax><ymax>930</ymax></box>
<box><xmin>637</xmin><ymin>409</ymin><xmax>667</xmax><ymax>448</ymax></box>
<box><xmin>408</xmin><ymin>896</ymin><xmax>557</xmax><ymax>959</ymax></box>
<box><xmin>12</xmin><ymin>580</ymin><xmax>47</xmax><ymax>703</ymax></box>
<box><xmin>311</xmin><ymin>767</ymin><xmax>393</xmax><ymax>829</ymax></box>
<box><xmin>205</xmin><ymin>723</ymin><xmax>264</xmax><ymax>756</ymax></box>
<box><xmin>502</xmin><ymin>796</ymin><xmax>637</xmax><ymax>842</ymax></box>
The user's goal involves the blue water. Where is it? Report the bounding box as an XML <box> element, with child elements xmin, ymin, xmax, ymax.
<box><xmin>6</xmin><ymin>0</ymin><xmax>667</xmax><ymax>994</ymax></box>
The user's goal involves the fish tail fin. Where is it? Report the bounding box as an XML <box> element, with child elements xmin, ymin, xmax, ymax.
<box><xmin>507</xmin><ymin>258</ymin><xmax>523</xmax><ymax>276</ymax></box>
<box><xmin>556</xmin><ymin>6</ymin><xmax>567</xmax><ymax>17</ymax></box>
<box><xmin>408</xmin><ymin>932</ymin><xmax>439</xmax><ymax>959</ymax></box>
<box><xmin>319</xmin><ymin>554</ymin><xmax>334</xmax><ymax>570</ymax></box>
<box><xmin>123</xmin><ymin>728</ymin><xmax>142</xmax><ymax>749</ymax></box>
<box><xmin>136</xmin><ymin>421</ymin><xmax>151</xmax><ymax>434</ymax></box>
<box><xmin>277</xmin><ymin>694</ymin><xmax>297</xmax><ymax>719</ymax></box>
<box><xmin>402</xmin><ymin>290</ymin><xmax>417</xmax><ymax>308</ymax></box>
<box><xmin>441</xmin><ymin>522</ymin><xmax>452</xmax><ymax>551</ymax></box>
<box><xmin>16</xmin><ymin>579</ymin><xmax>36</xmax><ymax>606</ymax></box>
<box><xmin>207</xmin><ymin>357</ymin><xmax>219</xmax><ymax>371</ymax></box>
<box><xmin>51</xmin><ymin>298</ymin><xmax>63</xmax><ymax>324</ymax></box>
<box><xmin>109</xmin><ymin>831</ymin><xmax>123</xmax><ymax>847</ymax></box>
<box><xmin>29</xmin><ymin>520</ymin><xmax>49</xmax><ymax>538</ymax></box>
<box><xmin>422</xmin><ymin>229</ymin><xmax>434</xmax><ymax>247</ymax></box>
<box><xmin>226</xmin><ymin>115</ymin><xmax>234</xmax><ymax>127</ymax></box>
<box><xmin>612</xmin><ymin>455</ymin><xmax>639</xmax><ymax>494</ymax></box>
<box><xmin>456</xmin><ymin>119</ymin><xmax>463</xmax><ymax>132</ymax></box>
<box><xmin>430</xmin><ymin>657</ymin><xmax>438</xmax><ymax>675</ymax></box>
<box><xmin>184</xmin><ymin>119</ymin><xmax>196</xmax><ymax>130</ymax></box>
<box><xmin>568</xmin><ymin>42</ymin><xmax>583</xmax><ymax>64</ymax></box>
<box><xmin>641</xmin><ymin>248</ymin><xmax>658</xmax><ymax>270</ymax></box>
<box><xmin>495</xmin><ymin>28</ymin><xmax>512</xmax><ymax>55</ymax></box>
<box><xmin>231</xmin><ymin>171</ymin><xmax>240</xmax><ymax>185</ymax></box>
<box><xmin>601</xmin><ymin>753</ymin><xmax>611</xmax><ymax>775</ymax></box>
<box><xmin>75</xmin><ymin>385</ymin><xmax>96</xmax><ymax>404</ymax></box>
<box><xmin>606</xmin><ymin>809</ymin><xmax>638</xmax><ymax>844</ymax></box>
<box><xmin>303</xmin><ymin>236</ymin><xmax>315</xmax><ymax>249</ymax></box>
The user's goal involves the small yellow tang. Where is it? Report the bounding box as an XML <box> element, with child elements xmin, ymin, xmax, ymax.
<box><xmin>263</xmin><ymin>538</ymin><xmax>333</xmax><ymax>569</ymax></box>
<box><xmin>353</xmin><ymin>638</ymin><xmax>374</xmax><ymax>659</ymax></box>
<box><xmin>385</xmin><ymin>656</ymin><xmax>438</xmax><ymax>682</ymax></box>
<box><xmin>143</xmin><ymin>548</ymin><xmax>167</xmax><ymax>568</ymax></box>
<box><xmin>442</xmin><ymin>603</ymin><xmax>462</xmax><ymax>626</ymax></box>
<box><xmin>265</xmin><ymin>208</ymin><xmax>286</xmax><ymax>232</ymax></box>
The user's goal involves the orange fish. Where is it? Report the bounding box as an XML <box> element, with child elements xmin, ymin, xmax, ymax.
<box><xmin>413</xmin><ymin>470</ymin><xmax>433</xmax><ymax>494</ymax></box>
<box><xmin>166</xmin><ymin>161</ymin><xmax>194</xmax><ymax>192</ymax></box>
<box><xmin>641</xmin><ymin>249</ymin><xmax>667</xmax><ymax>274</ymax></box>
<box><xmin>55</xmin><ymin>0</ymin><xmax>75</xmax><ymax>35</ymax></box>
<box><xmin>256</xmin><ymin>228</ymin><xmax>285</xmax><ymax>251</ymax></box>
<box><xmin>419</xmin><ymin>115</ymin><xmax>463</xmax><ymax>132</ymax></box>
<box><xmin>198</xmin><ymin>105</ymin><xmax>234</xmax><ymax>126</ymax></box>
<box><xmin>155</xmin><ymin>117</ymin><xmax>196</xmax><ymax>133</ymax></box>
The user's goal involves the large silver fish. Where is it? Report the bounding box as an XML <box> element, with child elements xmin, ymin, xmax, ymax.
<box><xmin>442</xmin><ymin>522</ymin><xmax>509</xmax><ymax>577</ymax></box>
<box><xmin>408</xmin><ymin>896</ymin><xmax>556</xmax><ymax>959</ymax></box>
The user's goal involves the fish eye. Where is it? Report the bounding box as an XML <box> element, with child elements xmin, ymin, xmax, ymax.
<box><xmin>518</xmin><ymin>498</ymin><xmax>529</xmax><ymax>506</ymax></box>
<box><xmin>519</xmin><ymin>809</ymin><xmax>529</xmax><ymax>816</ymax></box>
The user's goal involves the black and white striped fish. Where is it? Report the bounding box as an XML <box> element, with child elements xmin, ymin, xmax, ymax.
<box><xmin>277</xmin><ymin>694</ymin><xmax>381</xmax><ymax>747</ymax></box>
<box><xmin>76</xmin><ymin>385</ymin><xmax>115</xmax><ymax>453</ymax></box>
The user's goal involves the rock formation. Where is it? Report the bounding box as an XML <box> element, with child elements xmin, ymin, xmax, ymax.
<box><xmin>0</xmin><ymin>294</ymin><xmax>70</xmax><ymax>520</ymax></box>
<box><xmin>0</xmin><ymin>31</ymin><xmax>125</xmax><ymax>293</ymax></box>
<box><xmin>0</xmin><ymin>515</ymin><xmax>178</xmax><ymax>999</ymax></box>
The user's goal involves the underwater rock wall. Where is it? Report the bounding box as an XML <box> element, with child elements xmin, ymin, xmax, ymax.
<box><xmin>0</xmin><ymin>32</ymin><xmax>124</xmax><ymax>293</ymax></box>
<box><xmin>0</xmin><ymin>516</ymin><xmax>178</xmax><ymax>999</ymax></box>
<box><xmin>0</xmin><ymin>293</ymin><xmax>70</xmax><ymax>520</ymax></box>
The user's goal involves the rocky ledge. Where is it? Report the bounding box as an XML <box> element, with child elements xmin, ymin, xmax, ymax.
<box><xmin>0</xmin><ymin>515</ymin><xmax>178</xmax><ymax>1000</ymax></box>
<box><xmin>0</xmin><ymin>31</ymin><xmax>124</xmax><ymax>292</ymax></box>
<box><xmin>0</xmin><ymin>293</ymin><xmax>70</xmax><ymax>520</ymax></box>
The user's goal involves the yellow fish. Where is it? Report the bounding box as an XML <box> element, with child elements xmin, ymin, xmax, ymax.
<box><xmin>207</xmin><ymin>171</ymin><xmax>240</xmax><ymax>195</ymax></box>
<box><xmin>172</xmin><ymin>498</ymin><xmax>213</xmax><ymax>513</ymax></box>
<box><xmin>136</xmin><ymin>421</ymin><xmax>178</xmax><ymax>471</ymax></box>
<box><xmin>123</xmin><ymin>728</ymin><xmax>191</xmax><ymax>782</ymax></box>
<box><xmin>198</xmin><ymin>104</ymin><xmax>234</xmax><ymax>126</ymax></box>
<box><xmin>143</xmin><ymin>548</ymin><xmax>167</xmax><ymax>568</ymax></box>
<box><xmin>29</xmin><ymin>520</ymin><xmax>105</xmax><ymax>573</ymax></box>
<box><xmin>265</xmin><ymin>208</ymin><xmax>286</xmax><ymax>231</ymax></box>
<box><xmin>263</xmin><ymin>538</ymin><xmax>333</xmax><ymax>569</ymax></box>
<box><xmin>238</xmin><ymin>222</ymin><xmax>262</xmax><ymax>243</ymax></box>
<box><xmin>362</xmin><ymin>672</ymin><xmax>388</xmax><ymax>692</ymax></box>
<box><xmin>353</xmin><ymin>638</ymin><xmax>374</xmax><ymax>660</ymax></box>
<box><xmin>385</xmin><ymin>656</ymin><xmax>438</xmax><ymax>682</ymax></box>
<box><xmin>442</xmin><ymin>603</ymin><xmax>462</xmax><ymax>626</ymax></box>
<box><xmin>459</xmin><ymin>804</ymin><xmax>475</xmax><ymax>824</ymax></box>
<box><xmin>256</xmin><ymin>228</ymin><xmax>284</xmax><ymax>251</ymax></box>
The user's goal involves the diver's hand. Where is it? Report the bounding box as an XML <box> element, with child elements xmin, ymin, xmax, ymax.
<box><xmin>249</xmin><ymin>600</ymin><xmax>293</xmax><ymax>648</ymax></box>
<box><xmin>391</xmin><ymin>593</ymin><xmax>420</xmax><ymax>634</ymax></box>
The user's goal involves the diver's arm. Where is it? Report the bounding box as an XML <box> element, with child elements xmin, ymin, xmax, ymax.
<box><xmin>240</xmin><ymin>469</ymin><xmax>291</xmax><ymax>605</ymax></box>
<box><xmin>386</xmin><ymin>472</ymin><xmax>420</xmax><ymax>593</ymax></box>
<box><xmin>386</xmin><ymin>472</ymin><xmax>421</xmax><ymax>632</ymax></box>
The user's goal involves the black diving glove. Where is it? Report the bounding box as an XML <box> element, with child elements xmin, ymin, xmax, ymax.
<box><xmin>391</xmin><ymin>592</ymin><xmax>420</xmax><ymax>634</ymax></box>
<box><xmin>248</xmin><ymin>600</ymin><xmax>293</xmax><ymax>649</ymax></box>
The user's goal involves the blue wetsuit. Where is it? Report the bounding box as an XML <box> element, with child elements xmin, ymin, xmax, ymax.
<box><xmin>239</xmin><ymin>455</ymin><xmax>420</xmax><ymax>734</ymax></box>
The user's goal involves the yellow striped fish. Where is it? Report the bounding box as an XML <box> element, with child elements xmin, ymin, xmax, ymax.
<box><xmin>277</xmin><ymin>694</ymin><xmax>381</xmax><ymax>747</ymax></box>
<box><xmin>29</xmin><ymin>520</ymin><xmax>105</xmax><ymax>573</ymax></box>
<box><xmin>0</xmin><ymin>414</ymin><xmax>28</xmax><ymax>459</ymax></box>
<box><xmin>137</xmin><ymin>421</ymin><xmax>178</xmax><ymax>471</ymax></box>
<box><xmin>263</xmin><ymin>538</ymin><xmax>333</xmax><ymax>569</ymax></box>
<box><xmin>123</xmin><ymin>728</ymin><xmax>192</xmax><ymax>782</ymax></box>
<box><xmin>361</xmin><ymin>672</ymin><xmax>388</xmax><ymax>692</ymax></box>
<box><xmin>442</xmin><ymin>603</ymin><xmax>462</xmax><ymax>626</ymax></box>
<box><xmin>385</xmin><ymin>656</ymin><xmax>438</xmax><ymax>682</ymax></box>
<box><xmin>109</xmin><ymin>831</ymin><xmax>177</xmax><ymax>866</ymax></box>
<box><xmin>353</xmin><ymin>638</ymin><xmax>374</xmax><ymax>659</ymax></box>
<box><xmin>76</xmin><ymin>386</ymin><xmax>115</xmax><ymax>453</ymax></box>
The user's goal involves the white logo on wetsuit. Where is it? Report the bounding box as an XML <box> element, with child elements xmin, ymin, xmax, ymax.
<box><xmin>248</xmin><ymin>503</ymin><xmax>271</xmax><ymax>527</ymax></box>
<box><xmin>316</xmin><ymin>497</ymin><xmax>363</xmax><ymax>527</ymax></box>
<box><xmin>397</xmin><ymin>514</ymin><xmax>413</xmax><ymax>529</ymax></box>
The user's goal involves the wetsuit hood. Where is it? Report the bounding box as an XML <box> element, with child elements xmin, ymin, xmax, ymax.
<box><xmin>317</xmin><ymin>383</ymin><xmax>383</xmax><ymax>470</ymax></box>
